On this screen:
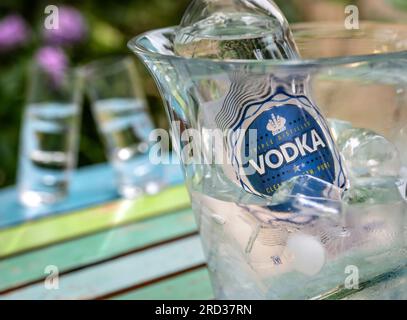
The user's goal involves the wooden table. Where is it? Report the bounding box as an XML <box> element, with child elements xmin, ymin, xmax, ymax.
<box><xmin>0</xmin><ymin>163</ymin><xmax>214</xmax><ymax>300</ymax></box>
<box><xmin>1</xmin><ymin>163</ymin><xmax>405</xmax><ymax>300</ymax></box>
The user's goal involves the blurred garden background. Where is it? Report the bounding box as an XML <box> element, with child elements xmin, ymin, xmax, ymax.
<box><xmin>0</xmin><ymin>0</ymin><xmax>406</xmax><ymax>188</ymax></box>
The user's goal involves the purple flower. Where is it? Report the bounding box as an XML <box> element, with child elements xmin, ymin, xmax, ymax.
<box><xmin>43</xmin><ymin>6</ymin><xmax>87</xmax><ymax>45</ymax></box>
<box><xmin>35</xmin><ymin>46</ymin><xmax>69</xmax><ymax>84</ymax></box>
<box><xmin>0</xmin><ymin>14</ymin><xmax>30</xmax><ymax>52</ymax></box>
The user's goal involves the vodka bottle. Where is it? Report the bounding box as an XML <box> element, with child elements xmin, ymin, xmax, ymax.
<box><xmin>175</xmin><ymin>0</ymin><xmax>348</xmax><ymax>198</ymax></box>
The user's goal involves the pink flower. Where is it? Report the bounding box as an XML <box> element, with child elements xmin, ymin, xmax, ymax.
<box><xmin>43</xmin><ymin>6</ymin><xmax>87</xmax><ymax>45</ymax></box>
<box><xmin>0</xmin><ymin>14</ymin><xmax>30</xmax><ymax>52</ymax></box>
<box><xmin>35</xmin><ymin>46</ymin><xmax>69</xmax><ymax>84</ymax></box>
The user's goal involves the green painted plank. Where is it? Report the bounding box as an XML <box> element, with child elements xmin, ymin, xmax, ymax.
<box><xmin>112</xmin><ymin>267</ymin><xmax>214</xmax><ymax>300</ymax></box>
<box><xmin>1</xmin><ymin>235</ymin><xmax>205</xmax><ymax>300</ymax></box>
<box><xmin>0</xmin><ymin>208</ymin><xmax>197</xmax><ymax>292</ymax></box>
<box><xmin>0</xmin><ymin>185</ymin><xmax>190</xmax><ymax>258</ymax></box>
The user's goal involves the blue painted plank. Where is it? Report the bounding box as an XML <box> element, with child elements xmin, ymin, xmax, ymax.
<box><xmin>0</xmin><ymin>160</ymin><xmax>184</xmax><ymax>229</ymax></box>
<box><xmin>0</xmin><ymin>235</ymin><xmax>205</xmax><ymax>300</ymax></box>
<box><xmin>0</xmin><ymin>208</ymin><xmax>197</xmax><ymax>292</ymax></box>
<box><xmin>111</xmin><ymin>267</ymin><xmax>214</xmax><ymax>300</ymax></box>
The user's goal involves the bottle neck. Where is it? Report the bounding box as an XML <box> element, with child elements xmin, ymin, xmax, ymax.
<box><xmin>271</xmin><ymin>74</ymin><xmax>311</xmax><ymax>96</ymax></box>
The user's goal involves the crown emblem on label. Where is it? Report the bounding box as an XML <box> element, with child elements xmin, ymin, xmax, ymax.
<box><xmin>267</xmin><ymin>113</ymin><xmax>286</xmax><ymax>136</ymax></box>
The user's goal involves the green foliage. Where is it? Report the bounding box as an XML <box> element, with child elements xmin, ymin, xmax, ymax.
<box><xmin>0</xmin><ymin>0</ymin><xmax>190</xmax><ymax>188</ymax></box>
<box><xmin>0</xmin><ymin>0</ymin><xmax>405</xmax><ymax>188</ymax></box>
<box><xmin>387</xmin><ymin>0</ymin><xmax>407</xmax><ymax>10</ymax></box>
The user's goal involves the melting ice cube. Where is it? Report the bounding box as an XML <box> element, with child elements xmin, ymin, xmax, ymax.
<box><xmin>337</xmin><ymin>128</ymin><xmax>402</xmax><ymax>178</ymax></box>
<box><xmin>269</xmin><ymin>174</ymin><xmax>343</xmax><ymax>217</ymax></box>
<box><xmin>327</xmin><ymin>118</ymin><xmax>353</xmax><ymax>142</ymax></box>
<box><xmin>343</xmin><ymin>177</ymin><xmax>405</xmax><ymax>255</ymax></box>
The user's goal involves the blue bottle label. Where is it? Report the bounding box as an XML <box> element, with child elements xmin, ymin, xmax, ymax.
<box><xmin>228</xmin><ymin>87</ymin><xmax>343</xmax><ymax>197</ymax></box>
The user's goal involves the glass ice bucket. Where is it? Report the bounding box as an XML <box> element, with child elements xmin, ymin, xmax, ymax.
<box><xmin>129</xmin><ymin>22</ymin><xmax>407</xmax><ymax>300</ymax></box>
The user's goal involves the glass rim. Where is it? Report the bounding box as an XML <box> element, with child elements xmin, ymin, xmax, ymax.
<box><xmin>78</xmin><ymin>55</ymin><xmax>136</xmax><ymax>78</ymax></box>
<box><xmin>128</xmin><ymin>21</ymin><xmax>407</xmax><ymax>68</ymax></box>
<box><xmin>29</xmin><ymin>59</ymin><xmax>81</xmax><ymax>78</ymax></box>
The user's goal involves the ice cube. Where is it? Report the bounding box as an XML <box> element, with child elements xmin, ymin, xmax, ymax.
<box><xmin>327</xmin><ymin>118</ymin><xmax>353</xmax><ymax>142</ymax></box>
<box><xmin>343</xmin><ymin>176</ymin><xmax>404</xmax><ymax>205</ymax></box>
<box><xmin>337</xmin><ymin>128</ymin><xmax>402</xmax><ymax>178</ymax></box>
<box><xmin>392</xmin><ymin>125</ymin><xmax>407</xmax><ymax>166</ymax></box>
<box><xmin>243</xmin><ymin>222</ymin><xmax>294</xmax><ymax>278</ymax></box>
<box><xmin>273</xmin><ymin>174</ymin><xmax>342</xmax><ymax>201</ymax></box>
<box><xmin>269</xmin><ymin>174</ymin><xmax>343</xmax><ymax>217</ymax></box>
<box><xmin>192</xmin><ymin>191</ymin><xmax>251</xmax><ymax>242</ymax></box>
<box><xmin>398</xmin><ymin>166</ymin><xmax>407</xmax><ymax>200</ymax></box>
<box><xmin>238</xmin><ymin>175</ymin><xmax>344</xmax><ymax>278</ymax></box>
<box><xmin>343</xmin><ymin>177</ymin><xmax>405</xmax><ymax>254</ymax></box>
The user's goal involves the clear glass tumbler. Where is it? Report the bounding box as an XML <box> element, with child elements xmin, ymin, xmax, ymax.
<box><xmin>83</xmin><ymin>57</ymin><xmax>162</xmax><ymax>199</ymax></box>
<box><xmin>129</xmin><ymin>22</ymin><xmax>407</xmax><ymax>299</ymax></box>
<box><xmin>17</xmin><ymin>63</ymin><xmax>83</xmax><ymax>207</ymax></box>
